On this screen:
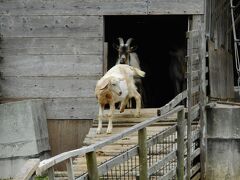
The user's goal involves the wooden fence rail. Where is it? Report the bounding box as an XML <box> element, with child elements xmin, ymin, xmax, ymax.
<box><xmin>35</xmin><ymin>106</ymin><xmax>186</xmax><ymax>179</ymax></box>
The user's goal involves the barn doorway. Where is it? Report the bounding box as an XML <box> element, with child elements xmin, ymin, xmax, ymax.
<box><xmin>104</xmin><ymin>15</ymin><xmax>188</xmax><ymax>108</ymax></box>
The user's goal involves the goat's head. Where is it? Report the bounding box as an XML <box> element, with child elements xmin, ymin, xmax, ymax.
<box><xmin>99</xmin><ymin>77</ymin><xmax>123</xmax><ymax>96</ymax></box>
<box><xmin>113</xmin><ymin>37</ymin><xmax>137</xmax><ymax>64</ymax></box>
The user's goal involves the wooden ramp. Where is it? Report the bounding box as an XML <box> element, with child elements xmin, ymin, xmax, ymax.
<box><xmin>54</xmin><ymin>108</ymin><xmax>177</xmax><ymax>179</ymax></box>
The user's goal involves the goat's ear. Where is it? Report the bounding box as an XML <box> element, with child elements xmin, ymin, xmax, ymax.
<box><xmin>99</xmin><ymin>79</ymin><xmax>109</xmax><ymax>90</ymax></box>
<box><xmin>130</xmin><ymin>45</ymin><xmax>137</xmax><ymax>52</ymax></box>
<box><xmin>113</xmin><ymin>43</ymin><xmax>119</xmax><ymax>50</ymax></box>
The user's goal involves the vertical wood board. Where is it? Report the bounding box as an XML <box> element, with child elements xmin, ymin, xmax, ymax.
<box><xmin>47</xmin><ymin>119</ymin><xmax>92</xmax><ymax>170</ymax></box>
<box><xmin>208</xmin><ymin>41</ymin><xmax>234</xmax><ymax>99</ymax></box>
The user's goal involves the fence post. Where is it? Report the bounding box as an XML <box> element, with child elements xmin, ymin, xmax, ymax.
<box><xmin>86</xmin><ymin>151</ymin><xmax>99</xmax><ymax>180</ymax></box>
<box><xmin>138</xmin><ymin>127</ymin><xmax>148</xmax><ymax>180</ymax></box>
<box><xmin>47</xmin><ymin>167</ymin><xmax>55</xmax><ymax>180</ymax></box>
<box><xmin>177</xmin><ymin>108</ymin><xmax>185</xmax><ymax>180</ymax></box>
<box><xmin>66</xmin><ymin>158</ymin><xmax>75</xmax><ymax>180</ymax></box>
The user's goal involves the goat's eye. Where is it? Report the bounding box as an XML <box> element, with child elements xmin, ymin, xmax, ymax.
<box><xmin>112</xmin><ymin>83</ymin><xmax>116</xmax><ymax>86</ymax></box>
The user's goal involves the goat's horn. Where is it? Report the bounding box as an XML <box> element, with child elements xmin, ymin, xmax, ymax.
<box><xmin>125</xmin><ymin>38</ymin><xmax>133</xmax><ymax>47</ymax></box>
<box><xmin>118</xmin><ymin>37</ymin><xmax>124</xmax><ymax>46</ymax></box>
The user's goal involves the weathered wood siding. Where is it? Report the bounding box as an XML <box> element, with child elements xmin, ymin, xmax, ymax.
<box><xmin>208</xmin><ymin>41</ymin><xmax>234</xmax><ymax>99</ymax></box>
<box><xmin>148</xmin><ymin>0</ymin><xmax>204</xmax><ymax>14</ymax></box>
<box><xmin>0</xmin><ymin>0</ymin><xmax>203</xmax><ymax>15</ymax></box>
<box><xmin>0</xmin><ymin>13</ymin><xmax>103</xmax><ymax>119</ymax></box>
<box><xmin>0</xmin><ymin>0</ymin><xmax>204</xmax><ymax>120</ymax></box>
<box><xmin>205</xmin><ymin>0</ymin><xmax>235</xmax><ymax>99</ymax></box>
<box><xmin>47</xmin><ymin>119</ymin><xmax>92</xmax><ymax>170</ymax></box>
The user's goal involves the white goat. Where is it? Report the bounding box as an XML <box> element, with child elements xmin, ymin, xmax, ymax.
<box><xmin>95</xmin><ymin>64</ymin><xmax>145</xmax><ymax>134</ymax></box>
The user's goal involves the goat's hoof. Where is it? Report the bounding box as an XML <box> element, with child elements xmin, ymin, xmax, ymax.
<box><xmin>96</xmin><ymin>129</ymin><xmax>101</xmax><ymax>134</ymax></box>
<box><xmin>106</xmin><ymin>129</ymin><xmax>112</xmax><ymax>134</ymax></box>
<box><xmin>134</xmin><ymin>113</ymin><xmax>140</xmax><ymax>118</ymax></box>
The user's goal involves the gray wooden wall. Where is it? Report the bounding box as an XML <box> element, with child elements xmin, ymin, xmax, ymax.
<box><xmin>0</xmin><ymin>0</ymin><xmax>204</xmax><ymax>120</ymax></box>
<box><xmin>206</xmin><ymin>0</ymin><xmax>235</xmax><ymax>99</ymax></box>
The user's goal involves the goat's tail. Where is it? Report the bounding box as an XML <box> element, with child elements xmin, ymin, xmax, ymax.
<box><xmin>132</xmin><ymin>67</ymin><xmax>145</xmax><ymax>77</ymax></box>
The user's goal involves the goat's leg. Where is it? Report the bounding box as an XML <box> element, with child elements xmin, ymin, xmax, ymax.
<box><xmin>96</xmin><ymin>104</ymin><xmax>104</xmax><ymax>134</ymax></box>
<box><xmin>106</xmin><ymin>103</ymin><xmax>115</xmax><ymax>134</ymax></box>
<box><xmin>120</xmin><ymin>97</ymin><xmax>129</xmax><ymax>113</ymax></box>
<box><xmin>133</xmin><ymin>91</ymin><xmax>141</xmax><ymax>117</ymax></box>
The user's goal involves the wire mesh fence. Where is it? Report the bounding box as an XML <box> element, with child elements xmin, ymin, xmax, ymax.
<box><xmin>96</xmin><ymin>125</ymin><xmax>179</xmax><ymax>180</ymax></box>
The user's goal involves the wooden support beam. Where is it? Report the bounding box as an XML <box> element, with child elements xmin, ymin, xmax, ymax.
<box><xmin>177</xmin><ymin>108</ymin><xmax>185</xmax><ymax>180</ymax></box>
<box><xmin>86</xmin><ymin>151</ymin><xmax>99</xmax><ymax>180</ymax></box>
<box><xmin>66</xmin><ymin>158</ymin><xmax>75</xmax><ymax>180</ymax></box>
<box><xmin>138</xmin><ymin>128</ymin><xmax>148</xmax><ymax>180</ymax></box>
<box><xmin>47</xmin><ymin>167</ymin><xmax>55</xmax><ymax>180</ymax></box>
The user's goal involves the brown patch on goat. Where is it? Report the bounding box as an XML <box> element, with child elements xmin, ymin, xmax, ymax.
<box><xmin>105</xmin><ymin>93</ymin><xmax>112</xmax><ymax>100</ymax></box>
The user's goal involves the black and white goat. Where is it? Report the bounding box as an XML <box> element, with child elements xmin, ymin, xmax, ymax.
<box><xmin>113</xmin><ymin>37</ymin><xmax>145</xmax><ymax>106</ymax></box>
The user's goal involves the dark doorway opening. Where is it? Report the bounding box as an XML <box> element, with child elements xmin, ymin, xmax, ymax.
<box><xmin>105</xmin><ymin>15</ymin><xmax>188</xmax><ymax>108</ymax></box>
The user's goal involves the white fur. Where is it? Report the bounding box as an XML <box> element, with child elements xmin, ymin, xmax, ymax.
<box><xmin>95</xmin><ymin>64</ymin><xmax>145</xmax><ymax>134</ymax></box>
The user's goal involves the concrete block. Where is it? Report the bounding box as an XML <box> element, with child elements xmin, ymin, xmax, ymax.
<box><xmin>0</xmin><ymin>152</ymin><xmax>49</xmax><ymax>179</ymax></box>
<box><xmin>0</xmin><ymin>99</ymin><xmax>50</xmax><ymax>178</ymax></box>
<box><xmin>0</xmin><ymin>99</ymin><xmax>50</xmax><ymax>158</ymax></box>
<box><xmin>207</xmin><ymin>139</ymin><xmax>240</xmax><ymax>180</ymax></box>
<box><xmin>207</xmin><ymin>104</ymin><xmax>240</xmax><ymax>138</ymax></box>
<box><xmin>206</xmin><ymin>103</ymin><xmax>240</xmax><ymax>180</ymax></box>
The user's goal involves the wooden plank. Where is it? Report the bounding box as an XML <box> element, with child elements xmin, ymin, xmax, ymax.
<box><xmin>190</xmin><ymin>163</ymin><xmax>200</xmax><ymax>178</ymax></box>
<box><xmin>159</xmin><ymin>168</ymin><xmax>176</xmax><ymax>180</ymax></box>
<box><xmin>192</xmin><ymin>172</ymin><xmax>201</xmax><ymax>180</ymax></box>
<box><xmin>0</xmin><ymin>0</ymin><xmax>147</xmax><ymax>15</ymax></box>
<box><xmin>1</xmin><ymin>97</ymin><xmax>98</xmax><ymax>119</ymax></box>
<box><xmin>14</xmin><ymin>159</ymin><xmax>40</xmax><ymax>180</ymax></box>
<box><xmin>208</xmin><ymin>41</ymin><xmax>234</xmax><ymax>99</ymax></box>
<box><xmin>66</xmin><ymin>158</ymin><xmax>75</xmax><ymax>180</ymax></box>
<box><xmin>0</xmin><ymin>37</ymin><xmax>102</xmax><ymax>55</ymax></box>
<box><xmin>103</xmin><ymin>42</ymin><xmax>108</xmax><ymax>74</ymax></box>
<box><xmin>191</xmin><ymin>148</ymin><xmax>200</xmax><ymax>161</ymax></box>
<box><xmin>158</xmin><ymin>91</ymin><xmax>187</xmax><ymax>115</ymax></box>
<box><xmin>138</xmin><ymin>128</ymin><xmax>148</xmax><ymax>180</ymax></box>
<box><xmin>48</xmin><ymin>119</ymin><xmax>92</xmax><ymax>171</ymax></box>
<box><xmin>47</xmin><ymin>167</ymin><xmax>55</xmax><ymax>180</ymax></box>
<box><xmin>177</xmin><ymin>109</ymin><xmax>185</xmax><ymax>180</ymax></box>
<box><xmin>0</xmin><ymin>15</ymin><xmax>103</xmax><ymax>38</ymax></box>
<box><xmin>45</xmin><ymin>98</ymin><xmax>98</xmax><ymax>119</ymax></box>
<box><xmin>86</xmin><ymin>151</ymin><xmax>99</xmax><ymax>180</ymax></box>
<box><xmin>0</xmin><ymin>55</ymin><xmax>102</xmax><ymax>77</ymax></box>
<box><xmin>1</xmin><ymin>77</ymin><xmax>98</xmax><ymax>98</ymax></box>
<box><xmin>148</xmin><ymin>0</ymin><xmax>204</xmax><ymax>15</ymax></box>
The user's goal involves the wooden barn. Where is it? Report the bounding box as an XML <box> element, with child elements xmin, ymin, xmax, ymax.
<box><xmin>0</xmin><ymin>0</ymin><xmax>239</xmax><ymax>179</ymax></box>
